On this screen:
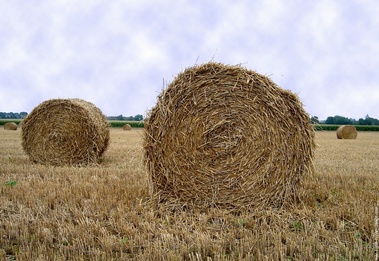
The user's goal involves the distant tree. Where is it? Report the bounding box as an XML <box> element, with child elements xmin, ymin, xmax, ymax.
<box><xmin>310</xmin><ymin>116</ymin><xmax>319</xmax><ymax>124</ymax></box>
<box><xmin>325</xmin><ymin>115</ymin><xmax>352</xmax><ymax>125</ymax></box>
<box><xmin>325</xmin><ymin>116</ymin><xmax>334</xmax><ymax>124</ymax></box>
<box><xmin>133</xmin><ymin>114</ymin><xmax>143</xmax><ymax>121</ymax></box>
<box><xmin>0</xmin><ymin>111</ymin><xmax>28</xmax><ymax>119</ymax></box>
<box><xmin>0</xmin><ymin>112</ymin><xmax>21</xmax><ymax>118</ymax></box>
<box><xmin>358</xmin><ymin>115</ymin><xmax>379</xmax><ymax>125</ymax></box>
<box><xmin>107</xmin><ymin>114</ymin><xmax>144</xmax><ymax>121</ymax></box>
<box><xmin>20</xmin><ymin>112</ymin><xmax>28</xmax><ymax>118</ymax></box>
<box><xmin>116</xmin><ymin>115</ymin><xmax>124</xmax><ymax>120</ymax></box>
<box><xmin>349</xmin><ymin>118</ymin><xmax>356</xmax><ymax>124</ymax></box>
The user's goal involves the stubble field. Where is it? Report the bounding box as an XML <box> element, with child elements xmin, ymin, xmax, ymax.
<box><xmin>0</xmin><ymin>128</ymin><xmax>378</xmax><ymax>260</ymax></box>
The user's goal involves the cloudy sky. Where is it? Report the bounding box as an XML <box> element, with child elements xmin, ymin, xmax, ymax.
<box><xmin>0</xmin><ymin>0</ymin><xmax>378</xmax><ymax>121</ymax></box>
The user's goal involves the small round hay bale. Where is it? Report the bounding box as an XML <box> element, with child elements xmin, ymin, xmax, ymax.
<box><xmin>123</xmin><ymin>124</ymin><xmax>132</xmax><ymax>130</ymax></box>
<box><xmin>336</xmin><ymin>125</ymin><xmax>357</xmax><ymax>139</ymax></box>
<box><xmin>4</xmin><ymin>122</ymin><xmax>18</xmax><ymax>130</ymax></box>
<box><xmin>21</xmin><ymin>98</ymin><xmax>110</xmax><ymax>166</ymax></box>
<box><xmin>144</xmin><ymin>62</ymin><xmax>316</xmax><ymax>211</ymax></box>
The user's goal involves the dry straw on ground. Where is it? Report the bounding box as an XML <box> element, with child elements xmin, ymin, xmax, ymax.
<box><xmin>21</xmin><ymin>98</ymin><xmax>110</xmax><ymax>166</ymax></box>
<box><xmin>336</xmin><ymin>125</ymin><xmax>358</xmax><ymax>139</ymax></box>
<box><xmin>3</xmin><ymin>122</ymin><xmax>17</xmax><ymax>130</ymax></box>
<box><xmin>123</xmin><ymin>124</ymin><xmax>132</xmax><ymax>130</ymax></box>
<box><xmin>144</xmin><ymin>62</ymin><xmax>316</xmax><ymax>211</ymax></box>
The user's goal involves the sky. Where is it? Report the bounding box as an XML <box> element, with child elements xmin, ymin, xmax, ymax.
<box><xmin>0</xmin><ymin>0</ymin><xmax>378</xmax><ymax>121</ymax></box>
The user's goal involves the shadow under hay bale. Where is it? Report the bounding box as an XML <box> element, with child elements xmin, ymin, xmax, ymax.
<box><xmin>336</xmin><ymin>125</ymin><xmax>357</xmax><ymax>139</ymax></box>
<box><xmin>144</xmin><ymin>62</ymin><xmax>316</xmax><ymax>211</ymax></box>
<box><xmin>21</xmin><ymin>98</ymin><xmax>110</xmax><ymax>166</ymax></box>
<box><xmin>123</xmin><ymin>124</ymin><xmax>132</xmax><ymax>130</ymax></box>
<box><xmin>4</xmin><ymin>122</ymin><xmax>18</xmax><ymax>130</ymax></box>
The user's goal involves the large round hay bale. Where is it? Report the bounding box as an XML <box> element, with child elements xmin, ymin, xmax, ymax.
<box><xmin>4</xmin><ymin>122</ymin><xmax>18</xmax><ymax>130</ymax></box>
<box><xmin>144</xmin><ymin>62</ymin><xmax>316</xmax><ymax>211</ymax></box>
<box><xmin>123</xmin><ymin>124</ymin><xmax>132</xmax><ymax>130</ymax></box>
<box><xmin>336</xmin><ymin>125</ymin><xmax>357</xmax><ymax>139</ymax></box>
<box><xmin>21</xmin><ymin>98</ymin><xmax>110</xmax><ymax>166</ymax></box>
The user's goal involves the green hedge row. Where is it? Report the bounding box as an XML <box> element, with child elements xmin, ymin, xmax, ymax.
<box><xmin>0</xmin><ymin>119</ymin><xmax>145</xmax><ymax>128</ymax></box>
<box><xmin>0</xmin><ymin>119</ymin><xmax>22</xmax><ymax>125</ymax></box>
<box><xmin>313</xmin><ymin>124</ymin><xmax>379</xmax><ymax>131</ymax></box>
<box><xmin>109</xmin><ymin>123</ymin><xmax>379</xmax><ymax>130</ymax></box>
<box><xmin>1</xmin><ymin>119</ymin><xmax>379</xmax><ymax>131</ymax></box>
<box><xmin>108</xmin><ymin>121</ymin><xmax>144</xmax><ymax>128</ymax></box>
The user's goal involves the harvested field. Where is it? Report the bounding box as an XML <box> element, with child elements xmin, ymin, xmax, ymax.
<box><xmin>0</xmin><ymin>128</ymin><xmax>378</xmax><ymax>260</ymax></box>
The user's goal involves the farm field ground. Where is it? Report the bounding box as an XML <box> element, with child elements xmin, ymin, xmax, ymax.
<box><xmin>0</xmin><ymin>128</ymin><xmax>378</xmax><ymax>260</ymax></box>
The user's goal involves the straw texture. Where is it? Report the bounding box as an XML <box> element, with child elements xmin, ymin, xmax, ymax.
<box><xmin>336</xmin><ymin>125</ymin><xmax>357</xmax><ymax>139</ymax></box>
<box><xmin>21</xmin><ymin>98</ymin><xmax>110</xmax><ymax>166</ymax></box>
<box><xmin>144</xmin><ymin>62</ymin><xmax>316</xmax><ymax>211</ymax></box>
<box><xmin>4</xmin><ymin>122</ymin><xmax>18</xmax><ymax>130</ymax></box>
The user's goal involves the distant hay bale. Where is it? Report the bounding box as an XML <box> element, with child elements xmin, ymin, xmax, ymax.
<box><xmin>4</xmin><ymin>122</ymin><xmax>17</xmax><ymax>130</ymax></box>
<box><xmin>336</xmin><ymin>125</ymin><xmax>357</xmax><ymax>139</ymax></box>
<box><xmin>123</xmin><ymin>124</ymin><xmax>132</xmax><ymax>130</ymax></box>
<box><xmin>21</xmin><ymin>98</ymin><xmax>110</xmax><ymax>166</ymax></box>
<box><xmin>144</xmin><ymin>62</ymin><xmax>316</xmax><ymax>211</ymax></box>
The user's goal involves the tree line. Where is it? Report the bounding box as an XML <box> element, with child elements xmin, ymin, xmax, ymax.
<box><xmin>1</xmin><ymin>111</ymin><xmax>378</xmax><ymax>125</ymax></box>
<box><xmin>106</xmin><ymin>114</ymin><xmax>144</xmax><ymax>121</ymax></box>
<box><xmin>311</xmin><ymin>115</ymin><xmax>379</xmax><ymax>125</ymax></box>
<box><xmin>0</xmin><ymin>112</ymin><xmax>144</xmax><ymax>121</ymax></box>
<box><xmin>0</xmin><ymin>112</ymin><xmax>28</xmax><ymax>119</ymax></box>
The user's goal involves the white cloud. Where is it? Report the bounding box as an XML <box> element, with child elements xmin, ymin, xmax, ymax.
<box><xmin>0</xmin><ymin>0</ymin><xmax>378</xmax><ymax>120</ymax></box>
